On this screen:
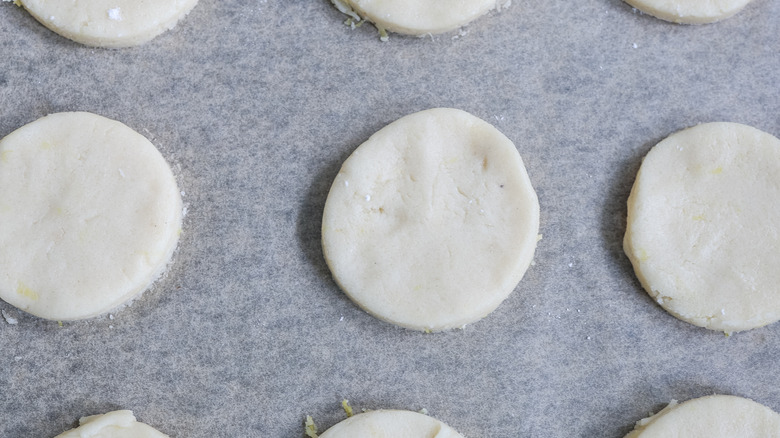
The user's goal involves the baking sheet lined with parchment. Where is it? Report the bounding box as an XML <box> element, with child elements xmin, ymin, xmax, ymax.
<box><xmin>1</xmin><ymin>1</ymin><xmax>779</xmax><ymax>437</ymax></box>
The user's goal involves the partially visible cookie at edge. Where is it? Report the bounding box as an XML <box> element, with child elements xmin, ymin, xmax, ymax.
<box><xmin>332</xmin><ymin>0</ymin><xmax>511</xmax><ymax>37</ymax></box>
<box><xmin>18</xmin><ymin>0</ymin><xmax>199</xmax><ymax>47</ymax></box>
<box><xmin>320</xmin><ymin>409</ymin><xmax>466</xmax><ymax>438</ymax></box>
<box><xmin>623</xmin><ymin>0</ymin><xmax>754</xmax><ymax>24</ymax></box>
<box><xmin>624</xmin><ymin>395</ymin><xmax>780</xmax><ymax>437</ymax></box>
<box><xmin>55</xmin><ymin>410</ymin><xmax>170</xmax><ymax>438</ymax></box>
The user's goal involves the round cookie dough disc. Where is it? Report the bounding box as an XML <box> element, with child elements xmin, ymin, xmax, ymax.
<box><xmin>623</xmin><ymin>0</ymin><xmax>753</xmax><ymax>24</ymax></box>
<box><xmin>56</xmin><ymin>410</ymin><xmax>170</xmax><ymax>438</ymax></box>
<box><xmin>624</xmin><ymin>395</ymin><xmax>780</xmax><ymax>438</ymax></box>
<box><xmin>341</xmin><ymin>0</ymin><xmax>506</xmax><ymax>35</ymax></box>
<box><xmin>19</xmin><ymin>0</ymin><xmax>199</xmax><ymax>47</ymax></box>
<box><xmin>624</xmin><ymin>122</ymin><xmax>780</xmax><ymax>332</ymax></box>
<box><xmin>320</xmin><ymin>410</ymin><xmax>466</xmax><ymax>438</ymax></box>
<box><xmin>322</xmin><ymin>108</ymin><xmax>540</xmax><ymax>331</ymax></box>
<box><xmin>0</xmin><ymin>112</ymin><xmax>182</xmax><ymax>321</ymax></box>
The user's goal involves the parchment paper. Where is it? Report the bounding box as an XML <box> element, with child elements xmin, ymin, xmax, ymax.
<box><xmin>0</xmin><ymin>1</ymin><xmax>779</xmax><ymax>437</ymax></box>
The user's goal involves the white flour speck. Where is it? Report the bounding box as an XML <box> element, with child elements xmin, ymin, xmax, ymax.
<box><xmin>2</xmin><ymin>310</ymin><xmax>18</xmax><ymax>325</ymax></box>
<box><xmin>118</xmin><ymin>168</ymin><xmax>125</xmax><ymax>178</ymax></box>
<box><xmin>108</xmin><ymin>8</ymin><xmax>122</xmax><ymax>21</ymax></box>
<box><xmin>633</xmin><ymin>43</ymin><xmax>638</xmax><ymax>49</ymax></box>
<box><xmin>365</xmin><ymin>194</ymin><xmax>371</xmax><ymax>201</ymax></box>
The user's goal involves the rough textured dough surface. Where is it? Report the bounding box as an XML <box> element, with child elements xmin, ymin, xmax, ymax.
<box><xmin>624</xmin><ymin>395</ymin><xmax>780</xmax><ymax>437</ymax></box>
<box><xmin>320</xmin><ymin>410</ymin><xmax>466</xmax><ymax>438</ymax></box>
<box><xmin>322</xmin><ymin>108</ymin><xmax>539</xmax><ymax>331</ymax></box>
<box><xmin>19</xmin><ymin>0</ymin><xmax>199</xmax><ymax>47</ymax></box>
<box><xmin>0</xmin><ymin>112</ymin><xmax>182</xmax><ymax>321</ymax></box>
<box><xmin>624</xmin><ymin>122</ymin><xmax>780</xmax><ymax>332</ymax></box>
<box><xmin>55</xmin><ymin>410</ymin><xmax>170</xmax><ymax>438</ymax></box>
<box><xmin>339</xmin><ymin>0</ymin><xmax>509</xmax><ymax>35</ymax></box>
<box><xmin>623</xmin><ymin>0</ymin><xmax>753</xmax><ymax>24</ymax></box>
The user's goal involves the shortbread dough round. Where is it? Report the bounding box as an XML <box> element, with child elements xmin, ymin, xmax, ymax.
<box><xmin>0</xmin><ymin>112</ymin><xmax>182</xmax><ymax>321</ymax></box>
<box><xmin>322</xmin><ymin>108</ymin><xmax>539</xmax><ymax>331</ymax></box>
<box><xmin>624</xmin><ymin>122</ymin><xmax>780</xmax><ymax>332</ymax></box>
<box><xmin>19</xmin><ymin>0</ymin><xmax>199</xmax><ymax>47</ymax></box>
<box><xmin>56</xmin><ymin>410</ymin><xmax>170</xmax><ymax>438</ymax></box>
<box><xmin>341</xmin><ymin>0</ymin><xmax>507</xmax><ymax>35</ymax></box>
<box><xmin>624</xmin><ymin>395</ymin><xmax>780</xmax><ymax>438</ymax></box>
<box><xmin>623</xmin><ymin>0</ymin><xmax>753</xmax><ymax>24</ymax></box>
<box><xmin>320</xmin><ymin>410</ymin><xmax>466</xmax><ymax>438</ymax></box>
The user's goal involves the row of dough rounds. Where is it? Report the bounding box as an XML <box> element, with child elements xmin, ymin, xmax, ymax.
<box><xmin>8</xmin><ymin>0</ymin><xmax>758</xmax><ymax>47</ymax></box>
<box><xmin>323</xmin><ymin>110</ymin><xmax>780</xmax><ymax>334</ymax></box>
<box><xmin>2</xmin><ymin>110</ymin><xmax>780</xmax><ymax>336</ymax></box>
<box><xmin>55</xmin><ymin>396</ymin><xmax>780</xmax><ymax>437</ymax></box>
<box><xmin>331</xmin><ymin>0</ymin><xmax>756</xmax><ymax>37</ymax></box>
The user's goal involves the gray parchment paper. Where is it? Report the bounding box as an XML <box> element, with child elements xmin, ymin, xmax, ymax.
<box><xmin>1</xmin><ymin>1</ymin><xmax>779</xmax><ymax>437</ymax></box>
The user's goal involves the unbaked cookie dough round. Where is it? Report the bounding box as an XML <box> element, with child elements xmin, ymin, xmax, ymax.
<box><xmin>56</xmin><ymin>410</ymin><xmax>170</xmax><ymax>438</ymax></box>
<box><xmin>322</xmin><ymin>108</ymin><xmax>540</xmax><ymax>331</ymax></box>
<box><xmin>336</xmin><ymin>0</ymin><xmax>510</xmax><ymax>35</ymax></box>
<box><xmin>623</xmin><ymin>0</ymin><xmax>754</xmax><ymax>24</ymax></box>
<box><xmin>320</xmin><ymin>410</ymin><xmax>466</xmax><ymax>438</ymax></box>
<box><xmin>0</xmin><ymin>112</ymin><xmax>182</xmax><ymax>321</ymax></box>
<box><xmin>624</xmin><ymin>395</ymin><xmax>780</xmax><ymax>437</ymax></box>
<box><xmin>19</xmin><ymin>0</ymin><xmax>199</xmax><ymax>47</ymax></box>
<box><xmin>624</xmin><ymin>122</ymin><xmax>780</xmax><ymax>333</ymax></box>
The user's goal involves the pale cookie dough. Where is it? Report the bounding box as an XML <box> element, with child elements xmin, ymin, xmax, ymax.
<box><xmin>623</xmin><ymin>0</ymin><xmax>754</xmax><ymax>24</ymax></box>
<box><xmin>19</xmin><ymin>0</ymin><xmax>199</xmax><ymax>47</ymax></box>
<box><xmin>322</xmin><ymin>108</ymin><xmax>539</xmax><ymax>331</ymax></box>
<box><xmin>55</xmin><ymin>410</ymin><xmax>170</xmax><ymax>438</ymax></box>
<box><xmin>333</xmin><ymin>0</ymin><xmax>511</xmax><ymax>36</ymax></box>
<box><xmin>624</xmin><ymin>122</ymin><xmax>780</xmax><ymax>333</ymax></box>
<box><xmin>320</xmin><ymin>410</ymin><xmax>466</xmax><ymax>438</ymax></box>
<box><xmin>0</xmin><ymin>112</ymin><xmax>182</xmax><ymax>321</ymax></box>
<box><xmin>624</xmin><ymin>395</ymin><xmax>780</xmax><ymax>437</ymax></box>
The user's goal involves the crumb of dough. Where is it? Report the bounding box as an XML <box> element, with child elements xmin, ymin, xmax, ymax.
<box><xmin>342</xmin><ymin>400</ymin><xmax>354</xmax><ymax>417</ymax></box>
<box><xmin>305</xmin><ymin>415</ymin><xmax>319</xmax><ymax>438</ymax></box>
